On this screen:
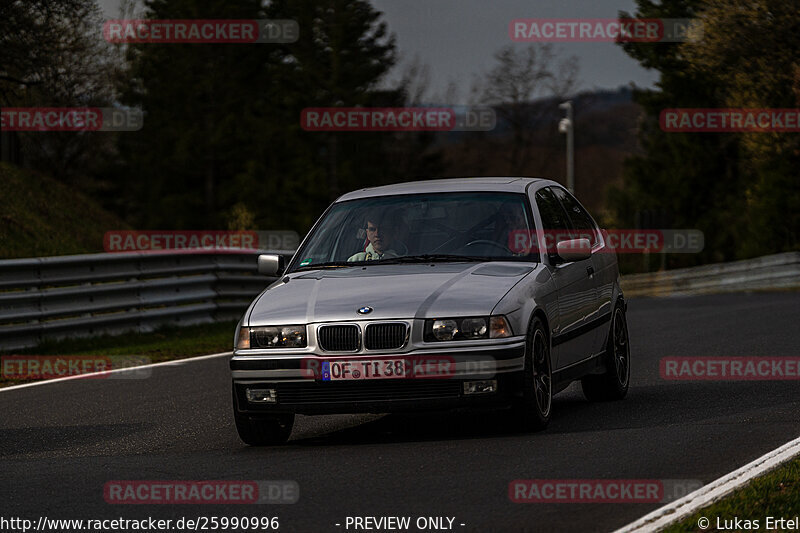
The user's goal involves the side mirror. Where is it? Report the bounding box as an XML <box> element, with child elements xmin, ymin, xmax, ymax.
<box><xmin>556</xmin><ymin>238</ymin><xmax>591</xmax><ymax>263</ymax></box>
<box><xmin>257</xmin><ymin>254</ymin><xmax>285</xmax><ymax>276</ymax></box>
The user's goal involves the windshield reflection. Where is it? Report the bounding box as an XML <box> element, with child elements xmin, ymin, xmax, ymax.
<box><xmin>290</xmin><ymin>192</ymin><xmax>539</xmax><ymax>272</ymax></box>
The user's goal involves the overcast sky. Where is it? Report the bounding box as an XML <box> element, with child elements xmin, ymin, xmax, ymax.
<box><xmin>98</xmin><ymin>0</ymin><xmax>658</xmax><ymax>101</ymax></box>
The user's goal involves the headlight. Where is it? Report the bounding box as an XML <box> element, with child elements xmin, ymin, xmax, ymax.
<box><xmin>424</xmin><ymin>316</ymin><xmax>512</xmax><ymax>341</ymax></box>
<box><xmin>431</xmin><ymin>319</ymin><xmax>459</xmax><ymax>341</ymax></box>
<box><xmin>237</xmin><ymin>325</ymin><xmax>307</xmax><ymax>349</ymax></box>
<box><xmin>461</xmin><ymin>317</ymin><xmax>488</xmax><ymax>338</ymax></box>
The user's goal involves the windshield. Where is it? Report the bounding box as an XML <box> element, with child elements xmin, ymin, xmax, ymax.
<box><xmin>289</xmin><ymin>192</ymin><xmax>538</xmax><ymax>271</ymax></box>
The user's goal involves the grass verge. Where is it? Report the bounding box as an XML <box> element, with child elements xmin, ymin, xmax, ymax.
<box><xmin>0</xmin><ymin>321</ymin><xmax>236</xmax><ymax>387</ymax></box>
<box><xmin>664</xmin><ymin>456</ymin><xmax>800</xmax><ymax>532</ymax></box>
<box><xmin>0</xmin><ymin>162</ymin><xmax>129</xmax><ymax>259</ymax></box>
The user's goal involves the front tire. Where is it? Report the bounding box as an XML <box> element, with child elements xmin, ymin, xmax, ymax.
<box><xmin>581</xmin><ymin>301</ymin><xmax>630</xmax><ymax>401</ymax></box>
<box><xmin>512</xmin><ymin>316</ymin><xmax>552</xmax><ymax>431</ymax></box>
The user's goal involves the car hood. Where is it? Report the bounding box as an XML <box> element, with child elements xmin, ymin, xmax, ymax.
<box><xmin>247</xmin><ymin>262</ymin><xmax>536</xmax><ymax>325</ymax></box>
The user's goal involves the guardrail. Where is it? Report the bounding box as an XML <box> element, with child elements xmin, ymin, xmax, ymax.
<box><xmin>0</xmin><ymin>251</ymin><xmax>293</xmax><ymax>351</ymax></box>
<box><xmin>2</xmin><ymin>250</ymin><xmax>797</xmax><ymax>350</ymax></box>
<box><xmin>620</xmin><ymin>252</ymin><xmax>800</xmax><ymax>297</ymax></box>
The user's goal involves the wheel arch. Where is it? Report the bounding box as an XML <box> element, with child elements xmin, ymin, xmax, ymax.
<box><xmin>531</xmin><ymin>307</ymin><xmax>550</xmax><ymax>343</ymax></box>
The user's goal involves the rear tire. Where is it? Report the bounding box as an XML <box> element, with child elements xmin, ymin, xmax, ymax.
<box><xmin>232</xmin><ymin>385</ymin><xmax>294</xmax><ymax>445</ymax></box>
<box><xmin>581</xmin><ymin>301</ymin><xmax>630</xmax><ymax>401</ymax></box>
<box><xmin>512</xmin><ymin>316</ymin><xmax>552</xmax><ymax>431</ymax></box>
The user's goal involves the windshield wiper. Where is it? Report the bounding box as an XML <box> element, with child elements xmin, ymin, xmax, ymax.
<box><xmin>380</xmin><ymin>254</ymin><xmax>489</xmax><ymax>264</ymax></box>
<box><xmin>293</xmin><ymin>255</ymin><xmax>491</xmax><ymax>271</ymax></box>
<box><xmin>293</xmin><ymin>261</ymin><xmax>353</xmax><ymax>271</ymax></box>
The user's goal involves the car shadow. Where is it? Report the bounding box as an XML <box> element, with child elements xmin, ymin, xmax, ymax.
<box><xmin>284</xmin><ymin>380</ymin><xmax>799</xmax><ymax>447</ymax></box>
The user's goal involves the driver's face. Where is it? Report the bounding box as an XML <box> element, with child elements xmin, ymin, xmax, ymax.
<box><xmin>366</xmin><ymin>220</ymin><xmax>393</xmax><ymax>253</ymax></box>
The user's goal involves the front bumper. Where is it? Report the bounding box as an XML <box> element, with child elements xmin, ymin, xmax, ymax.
<box><xmin>231</xmin><ymin>340</ymin><xmax>526</xmax><ymax>415</ymax></box>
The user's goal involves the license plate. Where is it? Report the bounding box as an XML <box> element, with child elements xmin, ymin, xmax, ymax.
<box><xmin>321</xmin><ymin>359</ymin><xmax>408</xmax><ymax>381</ymax></box>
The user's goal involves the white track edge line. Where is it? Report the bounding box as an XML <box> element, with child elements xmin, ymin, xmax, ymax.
<box><xmin>6</xmin><ymin>349</ymin><xmax>800</xmax><ymax>532</ymax></box>
<box><xmin>613</xmin><ymin>433</ymin><xmax>800</xmax><ymax>533</ymax></box>
<box><xmin>0</xmin><ymin>351</ymin><xmax>231</xmax><ymax>392</ymax></box>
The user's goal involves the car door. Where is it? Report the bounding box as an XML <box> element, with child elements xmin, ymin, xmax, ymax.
<box><xmin>533</xmin><ymin>186</ymin><xmax>598</xmax><ymax>369</ymax></box>
<box><xmin>551</xmin><ymin>186</ymin><xmax>611</xmax><ymax>356</ymax></box>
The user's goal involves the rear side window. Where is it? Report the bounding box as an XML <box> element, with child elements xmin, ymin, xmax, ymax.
<box><xmin>534</xmin><ymin>187</ymin><xmax>573</xmax><ymax>254</ymax></box>
<box><xmin>551</xmin><ymin>187</ymin><xmax>599</xmax><ymax>246</ymax></box>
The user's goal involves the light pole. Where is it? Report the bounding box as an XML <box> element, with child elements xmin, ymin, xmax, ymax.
<box><xmin>558</xmin><ymin>101</ymin><xmax>574</xmax><ymax>193</ymax></box>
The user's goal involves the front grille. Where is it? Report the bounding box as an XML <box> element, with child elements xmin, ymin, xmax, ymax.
<box><xmin>275</xmin><ymin>380</ymin><xmax>461</xmax><ymax>405</ymax></box>
<box><xmin>318</xmin><ymin>324</ymin><xmax>360</xmax><ymax>352</ymax></box>
<box><xmin>365</xmin><ymin>323</ymin><xmax>407</xmax><ymax>350</ymax></box>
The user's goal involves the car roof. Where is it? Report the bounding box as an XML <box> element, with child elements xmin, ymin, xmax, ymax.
<box><xmin>336</xmin><ymin>177</ymin><xmax>559</xmax><ymax>201</ymax></box>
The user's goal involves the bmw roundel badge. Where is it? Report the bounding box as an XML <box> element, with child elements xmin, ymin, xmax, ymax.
<box><xmin>358</xmin><ymin>306</ymin><xmax>373</xmax><ymax>315</ymax></box>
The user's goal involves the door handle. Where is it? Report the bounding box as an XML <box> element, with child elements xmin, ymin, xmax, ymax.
<box><xmin>587</xmin><ymin>266</ymin><xmax>594</xmax><ymax>277</ymax></box>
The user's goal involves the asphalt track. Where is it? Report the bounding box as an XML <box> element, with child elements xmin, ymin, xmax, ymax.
<box><xmin>1</xmin><ymin>292</ymin><xmax>799</xmax><ymax>533</ymax></box>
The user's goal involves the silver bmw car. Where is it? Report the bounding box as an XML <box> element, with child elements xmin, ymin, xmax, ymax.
<box><xmin>231</xmin><ymin>177</ymin><xmax>630</xmax><ymax>445</ymax></box>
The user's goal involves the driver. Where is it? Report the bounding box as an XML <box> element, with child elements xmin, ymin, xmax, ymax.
<box><xmin>494</xmin><ymin>201</ymin><xmax>531</xmax><ymax>254</ymax></box>
<box><xmin>348</xmin><ymin>210</ymin><xmax>400</xmax><ymax>261</ymax></box>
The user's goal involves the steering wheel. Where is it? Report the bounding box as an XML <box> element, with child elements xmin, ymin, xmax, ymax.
<box><xmin>431</xmin><ymin>212</ymin><xmax>503</xmax><ymax>254</ymax></box>
<box><xmin>461</xmin><ymin>239</ymin><xmax>513</xmax><ymax>254</ymax></box>
<box><xmin>393</xmin><ymin>240</ymin><xmax>409</xmax><ymax>256</ymax></box>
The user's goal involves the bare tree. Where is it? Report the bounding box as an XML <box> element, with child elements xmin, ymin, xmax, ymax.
<box><xmin>472</xmin><ymin>44</ymin><xmax>579</xmax><ymax>174</ymax></box>
<box><xmin>396</xmin><ymin>54</ymin><xmax>432</xmax><ymax>105</ymax></box>
<box><xmin>0</xmin><ymin>0</ymin><xmax>121</xmax><ymax>180</ymax></box>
